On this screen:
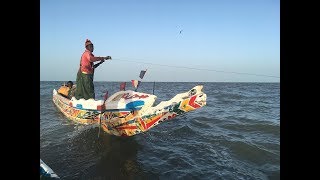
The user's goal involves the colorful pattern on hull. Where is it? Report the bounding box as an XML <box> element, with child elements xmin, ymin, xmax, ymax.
<box><xmin>53</xmin><ymin>85</ymin><xmax>207</xmax><ymax>136</ymax></box>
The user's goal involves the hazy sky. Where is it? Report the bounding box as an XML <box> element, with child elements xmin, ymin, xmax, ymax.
<box><xmin>40</xmin><ymin>0</ymin><xmax>279</xmax><ymax>82</ymax></box>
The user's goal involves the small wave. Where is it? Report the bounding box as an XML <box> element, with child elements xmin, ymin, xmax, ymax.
<box><xmin>40</xmin><ymin>141</ymin><xmax>52</xmax><ymax>148</ymax></box>
<box><xmin>190</xmin><ymin>118</ymin><xmax>212</xmax><ymax>129</ymax></box>
<box><xmin>168</xmin><ymin>125</ymin><xmax>198</xmax><ymax>138</ymax></box>
<box><xmin>221</xmin><ymin>122</ymin><xmax>279</xmax><ymax>136</ymax></box>
<box><xmin>218</xmin><ymin>139</ymin><xmax>279</xmax><ymax>166</ymax></box>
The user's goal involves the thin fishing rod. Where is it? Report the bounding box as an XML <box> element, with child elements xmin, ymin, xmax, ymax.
<box><xmin>112</xmin><ymin>58</ymin><xmax>279</xmax><ymax>79</ymax></box>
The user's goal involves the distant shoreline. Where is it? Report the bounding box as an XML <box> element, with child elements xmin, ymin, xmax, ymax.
<box><xmin>40</xmin><ymin>81</ymin><xmax>279</xmax><ymax>83</ymax></box>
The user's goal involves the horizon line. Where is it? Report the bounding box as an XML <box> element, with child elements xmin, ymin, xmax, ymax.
<box><xmin>40</xmin><ymin>80</ymin><xmax>279</xmax><ymax>83</ymax></box>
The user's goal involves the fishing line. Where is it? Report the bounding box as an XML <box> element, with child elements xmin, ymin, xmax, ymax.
<box><xmin>112</xmin><ymin>58</ymin><xmax>279</xmax><ymax>79</ymax></box>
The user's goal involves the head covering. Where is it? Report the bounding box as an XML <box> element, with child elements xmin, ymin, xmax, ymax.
<box><xmin>67</xmin><ymin>81</ymin><xmax>73</xmax><ymax>87</ymax></box>
<box><xmin>85</xmin><ymin>39</ymin><xmax>93</xmax><ymax>47</ymax></box>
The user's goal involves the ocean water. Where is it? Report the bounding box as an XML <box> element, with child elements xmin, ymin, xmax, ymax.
<box><xmin>40</xmin><ymin>81</ymin><xmax>280</xmax><ymax>180</ymax></box>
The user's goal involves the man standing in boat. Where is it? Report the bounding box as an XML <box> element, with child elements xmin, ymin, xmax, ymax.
<box><xmin>74</xmin><ymin>39</ymin><xmax>112</xmax><ymax>100</ymax></box>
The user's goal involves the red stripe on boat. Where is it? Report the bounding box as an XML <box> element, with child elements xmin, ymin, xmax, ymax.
<box><xmin>189</xmin><ymin>96</ymin><xmax>201</xmax><ymax>109</ymax></box>
<box><xmin>146</xmin><ymin>116</ymin><xmax>161</xmax><ymax>129</ymax></box>
<box><xmin>139</xmin><ymin>118</ymin><xmax>146</xmax><ymax>130</ymax></box>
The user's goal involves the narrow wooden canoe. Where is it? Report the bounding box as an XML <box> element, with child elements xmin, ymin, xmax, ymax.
<box><xmin>53</xmin><ymin>85</ymin><xmax>207</xmax><ymax>136</ymax></box>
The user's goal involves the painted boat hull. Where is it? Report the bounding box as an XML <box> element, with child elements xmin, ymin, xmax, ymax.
<box><xmin>53</xmin><ymin>85</ymin><xmax>207</xmax><ymax>136</ymax></box>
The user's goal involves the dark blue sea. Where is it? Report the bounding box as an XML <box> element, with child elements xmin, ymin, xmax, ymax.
<box><xmin>40</xmin><ymin>81</ymin><xmax>280</xmax><ymax>180</ymax></box>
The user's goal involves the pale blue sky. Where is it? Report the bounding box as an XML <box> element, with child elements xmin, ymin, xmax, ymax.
<box><xmin>40</xmin><ymin>0</ymin><xmax>279</xmax><ymax>82</ymax></box>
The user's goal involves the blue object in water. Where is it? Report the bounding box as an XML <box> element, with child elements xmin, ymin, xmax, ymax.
<box><xmin>40</xmin><ymin>159</ymin><xmax>60</xmax><ymax>179</ymax></box>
